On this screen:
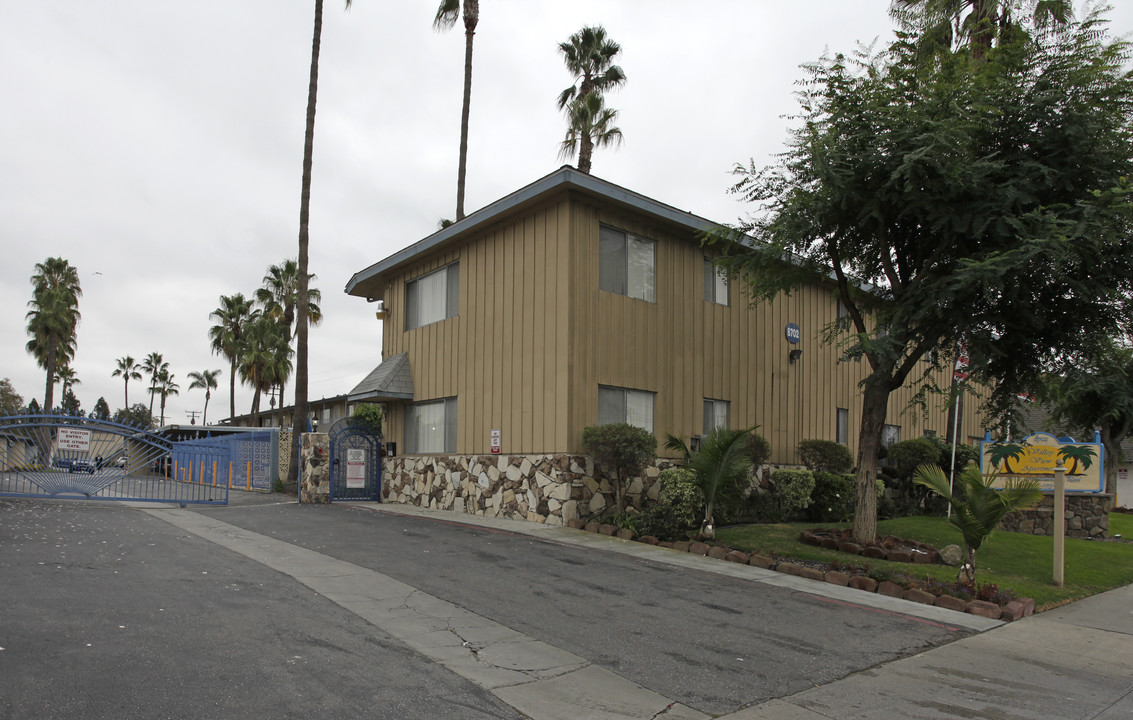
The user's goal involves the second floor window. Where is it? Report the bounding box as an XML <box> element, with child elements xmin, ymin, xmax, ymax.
<box><xmin>704</xmin><ymin>258</ymin><xmax>728</xmax><ymax>305</ymax></box>
<box><xmin>598</xmin><ymin>385</ymin><xmax>655</xmax><ymax>432</ymax></box>
<box><xmin>406</xmin><ymin>263</ymin><xmax>459</xmax><ymax>330</ymax></box>
<box><xmin>600</xmin><ymin>226</ymin><xmax>655</xmax><ymax>302</ymax></box>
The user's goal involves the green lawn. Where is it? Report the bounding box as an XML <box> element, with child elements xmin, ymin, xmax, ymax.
<box><xmin>716</xmin><ymin>514</ymin><xmax>1133</xmax><ymax>610</ymax></box>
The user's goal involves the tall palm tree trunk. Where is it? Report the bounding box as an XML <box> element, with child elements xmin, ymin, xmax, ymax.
<box><xmin>455</xmin><ymin>15</ymin><xmax>475</xmax><ymax>220</ymax></box>
<box><xmin>43</xmin><ymin>342</ymin><xmax>57</xmax><ymax>412</ymax></box>
<box><xmin>228</xmin><ymin>358</ymin><xmax>237</xmax><ymax>421</ymax></box>
<box><xmin>290</xmin><ymin>0</ymin><xmax>322</xmax><ymax>491</ymax></box>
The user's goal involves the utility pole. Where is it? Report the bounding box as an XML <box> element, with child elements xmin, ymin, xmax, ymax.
<box><xmin>186</xmin><ymin>410</ymin><xmax>201</xmax><ymax>425</ymax></box>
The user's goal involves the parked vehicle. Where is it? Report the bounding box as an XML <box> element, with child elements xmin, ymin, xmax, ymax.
<box><xmin>69</xmin><ymin>459</ymin><xmax>96</xmax><ymax>474</ymax></box>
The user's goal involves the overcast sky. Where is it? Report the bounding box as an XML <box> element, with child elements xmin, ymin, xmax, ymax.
<box><xmin>3</xmin><ymin>1</ymin><xmax>1131</xmax><ymax>426</ymax></box>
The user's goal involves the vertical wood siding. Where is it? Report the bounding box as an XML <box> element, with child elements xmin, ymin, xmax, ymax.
<box><xmin>379</xmin><ymin>191</ymin><xmax>984</xmax><ymax>462</ymax></box>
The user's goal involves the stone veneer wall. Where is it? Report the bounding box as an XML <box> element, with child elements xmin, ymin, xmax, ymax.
<box><xmin>278</xmin><ymin>428</ymin><xmax>293</xmax><ymax>490</ymax></box>
<box><xmin>1001</xmin><ymin>492</ymin><xmax>1113</xmax><ymax>538</ymax></box>
<box><xmin>299</xmin><ymin>432</ymin><xmax>330</xmax><ymax>503</ymax></box>
<box><xmin>381</xmin><ymin>454</ymin><xmax>680</xmax><ymax>525</ymax></box>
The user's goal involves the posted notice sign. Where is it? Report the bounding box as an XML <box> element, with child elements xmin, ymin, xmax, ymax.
<box><xmin>490</xmin><ymin>429</ymin><xmax>501</xmax><ymax>455</ymax></box>
<box><xmin>57</xmin><ymin>428</ymin><xmax>91</xmax><ymax>452</ymax></box>
<box><xmin>346</xmin><ymin>448</ymin><xmax>366</xmax><ymax>488</ymax></box>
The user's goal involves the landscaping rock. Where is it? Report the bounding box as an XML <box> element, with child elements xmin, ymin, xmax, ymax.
<box><xmin>878</xmin><ymin>581</ymin><xmax>905</xmax><ymax>598</ymax></box>
<box><xmin>904</xmin><ymin>589</ymin><xmax>936</xmax><ymax>605</ymax></box>
<box><xmin>862</xmin><ymin>546</ymin><xmax>888</xmax><ymax>560</ymax></box>
<box><xmin>934</xmin><ymin>595</ymin><xmax>967</xmax><ymax>612</ymax></box>
<box><xmin>939</xmin><ymin>544</ymin><xmax>964</xmax><ymax>566</ymax></box>
<box><xmin>673</xmin><ymin>541</ymin><xmax>691</xmax><ymax>553</ymax></box>
<box><xmin>848</xmin><ymin>576</ymin><xmax>878</xmax><ymax>592</ymax></box>
<box><xmin>799</xmin><ymin>567</ymin><xmax>825</xmax><ymax>581</ymax></box>
<box><xmin>777</xmin><ymin>562</ymin><xmax>803</xmax><ymax>576</ymax></box>
<box><xmin>824</xmin><ymin>571</ymin><xmax>850</xmax><ymax>586</ymax></box>
<box><xmin>598</xmin><ymin>524</ymin><xmax>617</xmax><ymax>536</ymax></box>
<box><xmin>838</xmin><ymin>542</ymin><xmax>863</xmax><ymax>555</ymax></box>
<box><xmin>820</xmin><ymin>538</ymin><xmax>841</xmax><ymax>550</ymax></box>
<box><xmin>887</xmin><ymin>550</ymin><xmax>912</xmax><ymax>564</ymax></box>
<box><xmin>800</xmin><ymin>532</ymin><xmax>822</xmax><ymax>547</ymax></box>
<box><xmin>707</xmin><ymin>546</ymin><xmax>728</xmax><ymax>560</ymax></box>
<box><xmin>566</xmin><ymin>518</ymin><xmax>585</xmax><ymax>529</ymax></box>
<box><xmin>748</xmin><ymin>554</ymin><xmax>774</xmax><ymax>569</ymax></box>
<box><xmin>584</xmin><ymin>521</ymin><xmax>601</xmax><ymax>534</ymax></box>
<box><xmin>966</xmin><ymin>600</ymin><xmax>1003</xmax><ymax>620</ymax></box>
<box><xmin>658</xmin><ymin>541</ymin><xmax>674</xmax><ymax>549</ymax></box>
<box><xmin>688</xmin><ymin>542</ymin><xmax>710</xmax><ymax>556</ymax></box>
<box><xmin>911</xmin><ymin>550</ymin><xmax>936</xmax><ymax>564</ymax></box>
<box><xmin>725</xmin><ymin>550</ymin><xmax>750</xmax><ymax>564</ymax></box>
<box><xmin>640</xmin><ymin>535</ymin><xmax>660</xmax><ymax>545</ymax></box>
<box><xmin>616</xmin><ymin>528</ymin><xmax>636</xmax><ymax>541</ymax></box>
<box><xmin>1017</xmin><ymin>597</ymin><xmax>1035</xmax><ymax>617</ymax></box>
<box><xmin>1001</xmin><ymin>600</ymin><xmax>1028</xmax><ymax>622</ymax></box>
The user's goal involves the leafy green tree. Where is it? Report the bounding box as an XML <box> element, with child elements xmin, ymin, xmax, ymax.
<box><xmin>114</xmin><ymin>403</ymin><xmax>151</xmax><ymax>427</ymax></box>
<box><xmin>92</xmin><ymin>396</ymin><xmax>110</xmax><ymax>420</ymax></box>
<box><xmin>187</xmin><ymin>369</ymin><xmax>221</xmax><ymax>426</ymax></box>
<box><xmin>292</xmin><ymin>0</ymin><xmax>352</xmax><ymax>489</ymax></box>
<box><xmin>157</xmin><ymin>368</ymin><xmax>179</xmax><ymax>427</ymax></box>
<box><xmin>112</xmin><ymin>355</ymin><xmax>143</xmax><ymax>411</ymax></box>
<box><xmin>141</xmin><ymin>352</ymin><xmax>167</xmax><ymax>421</ymax></box>
<box><xmin>351</xmin><ymin>403</ymin><xmax>383</xmax><ymax>435</ymax></box>
<box><xmin>666</xmin><ymin>427</ymin><xmax>757</xmax><ymax>539</ymax></box>
<box><xmin>0</xmin><ymin>378</ymin><xmax>24</xmax><ymax>414</ymax></box>
<box><xmin>1041</xmin><ymin>342</ymin><xmax>1133</xmax><ymax>494</ymax></box>
<box><xmin>27</xmin><ymin>398</ymin><xmax>41</xmax><ymax>414</ymax></box>
<box><xmin>434</xmin><ymin>0</ymin><xmax>479</xmax><ymax>221</ymax></box>
<box><xmin>60</xmin><ymin>388</ymin><xmax>81</xmax><ymax>416</ymax></box>
<box><xmin>914</xmin><ymin>464</ymin><xmax>1042</xmax><ymax>582</ymax></box>
<box><xmin>557</xmin><ymin>25</ymin><xmax>626</xmax><ymax>174</ymax></box>
<box><xmin>209</xmin><ymin>293</ymin><xmax>256</xmax><ymax>421</ymax></box>
<box><xmin>716</xmin><ymin>9</ymin><xmax>1133</xmax><ymax>544</ymax></box>
<box><xmin>581</xmin><ymin>422</ymin><xmax>656</xmax><ymax>514</ymax></box>
<box><xmin>25</xmin><ymin>257</ymin><xmax>82</xmax><ymax>412</ymax></box>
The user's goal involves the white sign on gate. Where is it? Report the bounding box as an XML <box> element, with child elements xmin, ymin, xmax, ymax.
<box><xmin>346</xmin><ymin>448</ymin><xmax>366</xmax><ymax>489</ymax></box>
<box><xmin>58</xmin><ymin>427</ymin><xmax>91</xmax><ymax>452</ymax></box>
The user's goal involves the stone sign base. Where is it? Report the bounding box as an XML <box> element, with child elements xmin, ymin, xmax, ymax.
<box><xmin>1001</xmin><ymin>492</ymin><xmax>1113</xmax><ymax>538</ymax></box>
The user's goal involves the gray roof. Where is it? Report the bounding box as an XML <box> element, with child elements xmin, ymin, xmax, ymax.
<box><xmin>348</xmin><ymin>352</ymin><xmax>414</xmax><ymax>402</ymax></box>
<box><xmin>344</xmin><ymin>166</ymin><xmax>719</xmax><ymax>300</ymax></box>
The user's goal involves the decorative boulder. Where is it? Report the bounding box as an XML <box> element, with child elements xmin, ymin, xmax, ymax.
<box><xmin>939</xmin><ymin>544</ymin><xmax>964</xmax><ymax>566</ymax></box>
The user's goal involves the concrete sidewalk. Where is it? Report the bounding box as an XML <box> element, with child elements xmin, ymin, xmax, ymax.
<box><xmin>358</xmin><ymin>502</ymin><xmax>1133</xmax><ymax>720</ymax></box>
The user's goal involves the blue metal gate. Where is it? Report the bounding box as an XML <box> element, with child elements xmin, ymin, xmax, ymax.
<box><xmin>0</xmin><ymin>413</ymin><xmax>227</xmax><ymax>505</ymax></box>
<box><xmin>328</xmin><ymin>419</ymin><xmax>382</xmax><ymax>502</ymax></box>
<box><xmin>171</xmin><ymin>429</ymin><xmax>277</xmax><ymax>491</ymax></box>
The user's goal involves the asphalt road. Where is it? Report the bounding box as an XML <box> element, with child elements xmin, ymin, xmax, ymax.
<box><xmin>0</xmin><ymin>494</ymin><xmax>972</xmax><ymax>718</ymax></box>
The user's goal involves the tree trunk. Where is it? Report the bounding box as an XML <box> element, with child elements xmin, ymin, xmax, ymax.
<box><xmin>578</xmin><ymin>134</ymin><xmax>593</xmax><ymax>174</ymax></box>
<box><xmin>290</xmin><ymin>0</ymin><xmax>323</xmax><ymax>492</ymax></box>
<box><xmin>455</xmin><ymin>20</ymin><xmax>475</xmax><ymax>221</ymax></box>
<box><xmin>228</xmin><ymin>358</ymin><xmax>237</xmax><ymax>421</ymax></box>
<box><xmin>43</xmin><ymin>342</ymin><xmax>57</xmax><ymax>413</ymax></box>
<box><xmin>852</xmin><ymin>377</ymin><xmax>891</xmax><ymax>545</ymax></box>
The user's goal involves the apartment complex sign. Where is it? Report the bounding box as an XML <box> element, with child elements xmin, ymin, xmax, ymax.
<box><xmin>981</xmin><ymin>432</ymin><xmax>1104</xmax><ymax>492</ymax></box>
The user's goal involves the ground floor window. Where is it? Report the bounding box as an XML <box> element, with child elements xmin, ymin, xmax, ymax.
<box><xmin>598</xmin><ymin>386</ymin><xmax>654</xmax><ymax>432</ymax></box>
<box><xmin>405</xmin><ymin>397</ymin><xmax>457</xmax><ymax>454</ymax></box>
<box><xmin>882</xmin><ymin>423</ymin><xmax>901</xmax><ymax>448</ymax></box>
<box><xmin>704</xmin><ymin>399</ymin><xmax>729</xmax><ymax>433</ymax></box>
<box><xmin>837</xmin><ymin>408</ymin><xmax>848</xmax><ymax>444</ymax></box>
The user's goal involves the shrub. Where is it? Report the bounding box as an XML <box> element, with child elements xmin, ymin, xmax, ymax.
<box><xmin>351</xmin><ymin>403</ymin><xmax>383</xmax><ymax>436</ymax></box>
<box><xmin>746</xmin><ymin>433</ymin><xmax>772</xmax><ymax>467</ymax></box>
<box><xmin>797</xmin><ymin>439</ymin><xmax>853</xmax><ymax>473</ymax></box>
<box><xmin>886</xmin><ymin>438</ymin><xmax>940</xmax><ymax>478</ymax></box>
<box><xmin>582</xmin><ymin>423</ymin><xmax>657</xmax><ymax>514</ymax></box>
<box><xmin>769</xmin><ymin>469</ymin><xmax>815</xmax><ymax>518</ymax></box>
<box><xmin>637</xmin><ymin>468</ymin><xmax>703</xmax><ymax>541</ymax></box>
<box><xmin>923</xmin><ymin>434</ymin><xmax>980</xmax><ymax>476</ymax></box>
<box><xmin>806</xmin><ymin>471</ymin><xmax>856</xmax><ymax>522</ymax></box>
<box><xmin>885</xmin><ymin>438</ymin><xmax>950</xmax><ymax>516</ymax></box>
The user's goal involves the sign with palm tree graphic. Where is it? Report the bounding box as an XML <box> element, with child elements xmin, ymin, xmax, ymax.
<box><xmin>981</xmin><ymin>432</ymin><xmax>1103</xmax><ymax>492</ymax></box>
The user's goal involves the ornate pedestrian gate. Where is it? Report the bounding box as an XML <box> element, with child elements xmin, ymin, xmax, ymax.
<box><xmin>0</xmin><ymin>413</ymin><xmax>227</xmax><ymax>505</ymax></box>
<box><xmin>328</xmin><ymin>418</ymin><xmax>382</xmax><ymax>502</ymax></box>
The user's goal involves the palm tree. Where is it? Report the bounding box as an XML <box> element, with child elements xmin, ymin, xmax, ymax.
<box><xmin>209</xmin><ymin>293</ymin><xmax>256</xmax><ymax>422</ymax></box>
<box><xmin>54</xmin><ymin>365</ymin><xmax>80</xmax><ymax>402</ymax></box>
<box><xmin>1056</xmin><ymin>445</ymin><xmax>1097</xmax><ymax>476</ymax></box>
<box><xmin>187</xmin><ymin>369</ymin><xmax>221</xmax><ymax>426</ymax></box>
<box><xmin>238</xmin><ymin>315</ymin><xmax>292</xmax><ymax>427</ymax></box>
<box><xmin>914</xmin><ymin>463</ymin><xmax>1041</xmax><ymax>583</ymax></box>
<box><xmin>890</xmin><ymin>0</ymin><xmax>1072</xmax><ymax>62</ymax></box>
<box><xmin>293</xmin><ymin>0</ymin><xmax>351</xmax><ymax>488</ymax></box>
<box><xmin>25</xmin><ymin>257</ymin><xmax>82</xmax><ymax>412</ymax></box>
<box><xmin>434</xmin><ymin>0</ymin><xmax>479</xmax><ymax>221</ymax></box>
<box><xmin>141</xmin><ymin>352</ymin><xmax>167</xmax><ymax>422</ymax></box>
<box><xmin>558</xmin><ymin>92</ymin><xmax>623</xmax><ymax>174</ymax></box>
<box><xmin>987</xmin><ymin>441</ymin><xmax>1025</xmax><ymax>474</ymax></box>
<box><xmin>112</xmin><ymin>355</ymin><xmax>143</xmax><ymax>412</ymax></box>
<box><xmin>256</xmin><ymin>259</ymin><xmax>322</xmax><ymax>404</ymax></box>
<box><xmin>256</xmin><ymin>259</ymin><xmax>323</xmax><ymax>338</ymax></box>
<box><xmin>156</xmin><ymin>368</ymin><xmax>179</xmax><ymax>427</ymax></box>
<box><xmin>557</xmin><ymin>25</ymin><xmax>626</xmax><ymax>174</ymax></box>
<box><xmin>665</xmin><ymin>427</ymin><xmax>756</xmax><ymax>540</ymax></box>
